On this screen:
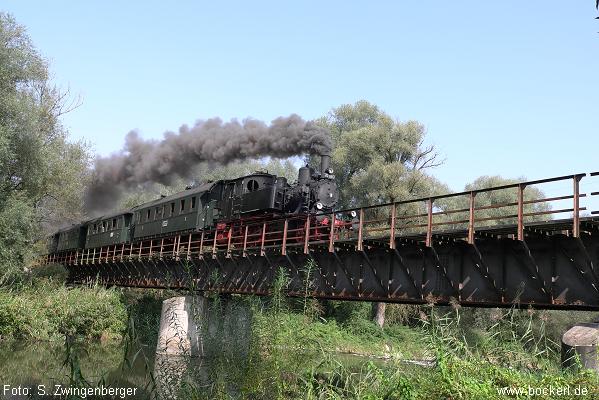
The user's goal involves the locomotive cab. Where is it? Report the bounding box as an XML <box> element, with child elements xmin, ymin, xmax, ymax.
<box><xmin>219</xmin><ymin>173</ymin><xmax>287</xmax><ymax>218</ymax></box>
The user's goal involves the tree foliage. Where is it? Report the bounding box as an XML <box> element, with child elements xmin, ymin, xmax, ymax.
<box><xmin>435</xmin><ymin>175</ymin><xmax>550</xmax><ymax>228</ymax></box>
<box><xmin>317</xmin><ymin>100</ymin><xmax>447</xmax><ymax>209</ymax></box>
<box><xmin>0</xmin><ymin>13</ymin><xmax>91</xmax><ymax>283</ymax></box>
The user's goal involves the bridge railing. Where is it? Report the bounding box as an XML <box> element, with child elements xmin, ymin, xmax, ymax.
<box><xmin>315</xmin><ymin>173</ymin><xmax>589</xmax><ymax>251</ymax></box>
<box><xmin>43</xmin><ymin>172</ymin><xmax>597</xmax><ymax>265</ymax></box>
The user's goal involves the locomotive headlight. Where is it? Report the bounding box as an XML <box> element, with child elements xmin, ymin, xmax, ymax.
<box><xmin>350</xmin><ymin>210</ymin><xmax>357</xmax><ymax>218</ymax></box>
<box><xmin>316</xmin><ymin>202</ymin><xmax>323</xmax><ymax>210</ymax></box>
<box><xmin>327</xmin><ymin>168</ymin><xmax>334</xmax><ymax>174</ymax></box>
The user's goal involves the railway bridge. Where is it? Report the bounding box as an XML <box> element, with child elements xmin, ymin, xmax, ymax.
<box><xmin>46</xmin><ymin>172</ymin><xmax>599</xmax><ymax>310</ymax></box>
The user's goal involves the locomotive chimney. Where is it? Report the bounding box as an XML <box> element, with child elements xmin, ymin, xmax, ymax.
<box><xmin>320</xmin><ymin>153</ymin><xmax>331</xmax><ymax>174</ymax></box>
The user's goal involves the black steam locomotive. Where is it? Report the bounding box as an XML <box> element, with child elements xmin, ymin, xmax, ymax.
<box><xmin>49</xmin><ymin>154</ymin><xmax>338</xmax><ymax>253</ymax></box>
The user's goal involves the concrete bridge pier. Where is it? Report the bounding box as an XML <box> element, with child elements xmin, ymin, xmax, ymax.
<box><xmin>561</xmin><ymin>323</ymin><xmax>599</xmax><ymax>371</ymax></box>
<box><xmin>156</xmin><ymin>296</ymin><xmax>206</xmax><ymax>357</ymax></box>
<box><xmin>153</xmin><ymin>295</ymin><xmax>252</xmax><ymax>398</ymax></box>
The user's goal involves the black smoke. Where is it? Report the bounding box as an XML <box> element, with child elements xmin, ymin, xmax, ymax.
<box><xmin>85</xmin><ymin>114</ymin><xmax>330</xmax><ymax>215</ymax></box>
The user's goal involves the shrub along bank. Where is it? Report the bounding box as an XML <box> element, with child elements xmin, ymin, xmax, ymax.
<box><xmin>0</xmin><ymin>279</ymin><xmax>127</xmax><ymax>341</ymax></box>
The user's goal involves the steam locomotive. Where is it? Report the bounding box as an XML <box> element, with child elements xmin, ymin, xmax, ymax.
<box><xmin>48</xmin><ymin>154</ymin><xmax>339</xmax><ymax>253</ymax></box>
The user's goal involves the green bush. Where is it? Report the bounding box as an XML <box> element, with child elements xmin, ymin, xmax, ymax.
<box><xmin>0</xmin><ymin>281</ymin><xmax>127</xmax><ymax>341</ymax></box>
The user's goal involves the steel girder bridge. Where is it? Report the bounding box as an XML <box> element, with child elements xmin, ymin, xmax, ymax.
<box><xmin>46</xmin><ymin>172</ymin><xmax>599</xmax><ymax>310</ymax></box>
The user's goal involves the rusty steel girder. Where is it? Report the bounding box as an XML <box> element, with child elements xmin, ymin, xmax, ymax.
<box><xmin>66</xmin><ymin>228</ymin><xmax>599</xmax><ymax>310</ymax></box>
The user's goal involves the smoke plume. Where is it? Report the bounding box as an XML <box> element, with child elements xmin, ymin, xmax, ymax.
<box><xmin>85</xmin><ymin>114</ymin><xmax>330</xmax><ymax>215</ymax></box>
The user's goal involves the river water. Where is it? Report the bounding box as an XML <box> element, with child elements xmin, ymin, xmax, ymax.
<box><xmin>0</xmin><ymin>339</ymin><xmax>393</xmax><ymax>399</ymax></box>
<box><xmin>0</xmin><ymin>341</ymin><xmax>154</xmax><ymax>399</ymax></box>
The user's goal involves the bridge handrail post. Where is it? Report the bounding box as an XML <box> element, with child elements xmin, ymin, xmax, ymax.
<box><xmin>199</xmin><ymin>231</ymin><xmax>204</xmax><ymax>259</ymax></box>
<box><xmin>303</xmin><ymin>217</ymin><xmax>310</xmax><ymax>254</ymax></box>
<box><xmin>260</xmin><ymin>223</ymin><xmax>267</xmax><ymax>256</ymax></box>
<box><xmin>328</xmin><ymin>213</ymin><xmax>336</xmax><ymax>253</ymax></box>
<box><xmin>426</xmin><ymin>198</ymin><xmax>433</xmax><ymax>247</ymax></box>
<box><xmin>389</xmin><ymin>203</ymin><xmax>396</xmax><ymax>249</ymax></box>
<box><xmin>243</xmin><ymin>225</ymin><xmax>248</xmax><ymax>257</ymax></box>
<box><xmin>212</xmin><ymin>228</ymin><xmax>218</xmax><ymax>258</ymax></box>
<box><xmin>468</xmin><ymin>192</ymin><xmax>476</xmax><ymax>244</ymax></box>
<box><xmin>175</xmin><ymin>234</ymin><xmax>181</xmax><ymax>260</ymax></box>
<box><xmin>357</xmin><ymin>208</ymin><xmax>364</xmax><ymax>251</ymax></box>
<box><xmin>186</xmin><ymin>233</ymin><xmax>192</xmax><ymax>260</ymax></box>
<box><xmin>120</xmin><ymin>243</ymin><xmax>125</xmax><ymax>262</ymax></box>
<box><xmin>573</xmin><ymin>176</ymin><xmax>581</xmax><ymax>238</ymax></box>
<box><xmin>226</xmin><ymin>228</ymin><xmax>233</xmax><ymax>258</ymax></box>
<box><xmin>517</xmin><ymin>184</ymin><xmax>525</xmax><ymax>241</ymax></box>
<box><xmin>282</xmin><ymin>219</ymin><xmax>288</xmax><ymax>256</ymax></box>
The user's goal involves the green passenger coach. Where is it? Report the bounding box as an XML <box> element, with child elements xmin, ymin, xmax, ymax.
<box><xmin>85</xmin><ymin>211</ymin><xmax>133</xmax><ymax>248</ymax></box>
<box><xmin>56</xmin><ymin>225</ymin><xmax>87</xmax><ymax>251</ymax></box>
<box><xmin>131</xmin><ymin>182</ymin><xmax>222</xmax><ymax>240</ymax></box>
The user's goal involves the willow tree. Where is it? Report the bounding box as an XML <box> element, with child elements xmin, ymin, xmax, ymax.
<box><xmin>318</xmin><ymin>100</ymin><xmax>446</xmax><ymax>208</ymax></box>
<box><xmin>0</xmin><ymin>13</ymin><xmax>90</xmax><ymax>284</ymax></box>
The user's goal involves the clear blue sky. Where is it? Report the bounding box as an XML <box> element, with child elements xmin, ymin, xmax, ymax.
<box><xmin>3</xmin><ymin>1</ymin><xmax>599</xmax><ymax>199</ymax></box>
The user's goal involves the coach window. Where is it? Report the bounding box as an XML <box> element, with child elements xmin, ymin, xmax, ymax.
<box><xmin>191</xmin><ymin>197</ymin><xmax>196</xmax><ymax>210</ymax></box>
<box><xmin>146</xmin><ymin>209</ymin><xmax>151</xmax><ymax>222</ymax></box>
<box><xmin>125</xmin><ymin>218</ymin><xmax>130</xmax><ymax>227</ymax></box>
<box><xmin>155</xmin><ymin>207</ymin><xmax>161</xmax><ymax>220</ymax></box>
<box><xmin>170</xmin><ymin>202</ymin><xmax>175</xmax><ymax>215</ymax></box>
<box><xmin>180</xmin><ymin>199</ymin><xmax>185</xmax><ymax>213</ymax></box>
<box><xmin>112</xmin><ymin>218</ymin><xmax>117</xmax><ymax>229</ymax></box>
<box><xmin>102</xmin><ymin>221</ymin><xmax>107</xmax><ymax>232</ymax></box>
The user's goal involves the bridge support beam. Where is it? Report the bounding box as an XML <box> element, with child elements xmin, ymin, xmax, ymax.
<box><xmin>561</xmin><ymin>323</ymin><xmax>599</xmax><ymax>371</ymax></box>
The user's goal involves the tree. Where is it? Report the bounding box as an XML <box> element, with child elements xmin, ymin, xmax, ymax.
<box><xmin>317</xmin><ymin>100</ymin><xmax>446</xmax><ymax>209</ymax></box>
<box><xmin>0</xmin><ymin>13</ymin><xmax>91</xmax><ymax>283</ymax></box>
<box><xmin>433</xmin><ymin>175</ymin><xmax>549</xmax><ymax>230</ymax></box>
<box><xmin>317</xmin><ymin>100</ymin><xmax>447</xmax><ymax>328</ymax></box>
